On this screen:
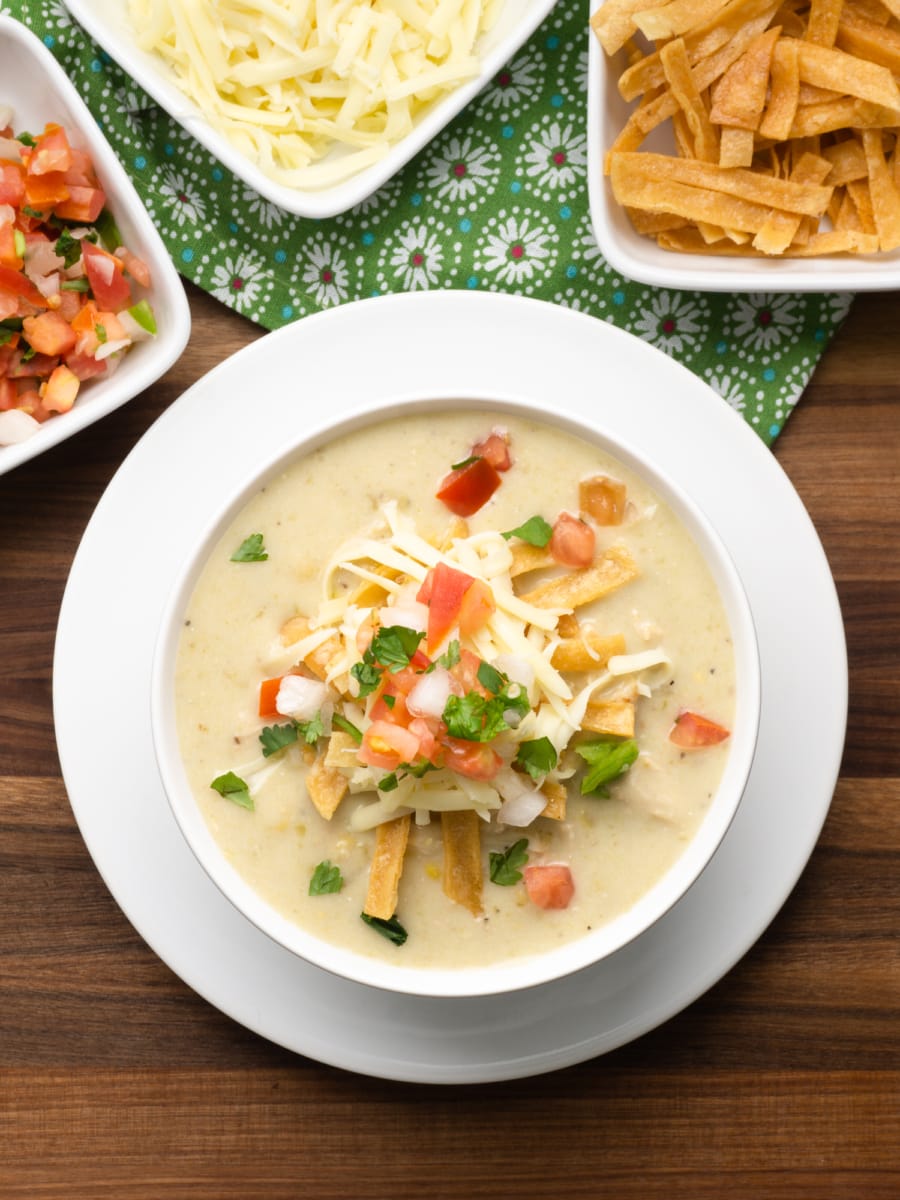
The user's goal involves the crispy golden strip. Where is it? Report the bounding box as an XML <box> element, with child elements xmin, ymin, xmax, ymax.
<box><xmin>837</xmin><ymin>10</ymin><xmax>900</xmax><ymax>74</ymax></box>
<box><xmin>821</xmin><ymin>134</ymin><xmax>869</xmax><ymax>183</ymax></box>
<box><xmin>626</xmin><ymin>206</ymin><xmax>691</xmax><ymax>233</ymax></box>
<box><xmin>441</xmin><ymin>810</ymin><xmax>483</xmax><ymax>916</ymax></box>
<box><xmin>805</xmin><ymin>0</ymin><xmax>844</xmax><ymax>45</ymax></box>
<box><xmin>509</xmin><ymin>541</ymin><xmax>555</xmax><ymax>577</ymax></box>
<box><xmin>540</xmin><ymin>780</ymin><xmax>567</xmax><ymax>821</ymax></box>
<box><xmin>661</xmin><ymin>37</ymin><xmax>720</xmax><ymax>160</ymax></box>
<box><xmin>280</xmin><ymin>614</ymin><xmax>343</xmax><ymax>680</ymax></box>
<box><xmin>363</xmin><ymin>814</ymin><xmax>411</xmax><ymax>920</ymax></box>
<box><xmin>784</xmin><ymin>227</ymin><xmax>881</xmax><ymax>252</ymax></box>
<box><xmin>709</xmin><ymin>25</ymin><xmax>781</xmax><ymax>130</ymax></box>
<box><xmin>862</xmin><ymin>126</ymin><xmax>900</xmax><ymax>247</ymax></box>
<box><xmin>753</xmin><ymin>151</ymin><xmax>833</xmax><ymax>252</ymax></box>
<box><xmin>637</xmin><ymin>0</ymin><xmax>742</xmax><ymax>40</ymax></box>
<box><xmin>718</xmin><ymin>125</ymin><xmax>756</xmax><ymax>166</ymax></box>
<box><xmin>789</xmin><ymin>97</ymin><xmax>898</xmax><ymax>137</ymax></box>
<box><xmin>610</xmin><ymin>150</ymin><xmax>833</xmax><ymax>214</ymax></box>
<box><xmin>305</xmin><ymin>750</ymin><xmax>349</xmax><ymax>820</ymax></box>
<box><xmin>848</xmin><ymin>175</ymin><xmax>879</xmax><ymax>231</ymax></box>
<box><xmin>323</xmin><ymin>729</ymin><xmax>359</xmax><ymax>771</ymax></box>
<box><xmin>796</xmin><ymin>40</ymin><xmax>900</xmax><ymax>108</ymax></box>
<box><xmin>581</xmin><ymin>697</ymin><xmax>637</xmax><ymax>738</ymax></box>
<box><xmin>348</xmin><ymin>562</ymin><xmax>402</xmax><ymax>608</ymax></box>
<box><xmin>758</xmin><ymin>36</ymin><xmax>801</xmax><ymax>139</ymax></box>
<box><xmin>590</xmin><ymin>0</ymin><xmax>678</xmax><ymax>54</ymax></box>
<box><xmin>550</xmin><ymin>631</ymin><xmax>627</xmax><ymax>672</ymax></box>
<box><xmin>556</xmin><ymin>612</ymin><xmax>580</xmax><ymax>638</ymax></box>
<box><xmin>518</xmin><ymin>545</ymin><xmax>639</xmax><ymax>611</ymax></box>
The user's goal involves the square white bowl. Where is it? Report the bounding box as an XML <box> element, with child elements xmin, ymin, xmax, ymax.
<box><xmin>0</xmin><ymin>16</ymin><xmax>190</xmax><ymax>477</ymax></box>
<box><xmin>63</xmin><ymin>0</ymin><xmax>561</xmax><ymax>219</ymax></box>
<box><xmin>586</xmin><ymin>7</ymin><xmax>900</xmax><ymax>293</ymax></box>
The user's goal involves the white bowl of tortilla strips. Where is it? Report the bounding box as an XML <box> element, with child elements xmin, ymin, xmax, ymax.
<box><xmin>151</xmin><ymin>394</ymin><xmax>760</xmax><ymax>998</ymax></box>
<box><xmin>587</xmin><ymin>0</ymin><xmax>900</xmax><ymax>292</ymax></box>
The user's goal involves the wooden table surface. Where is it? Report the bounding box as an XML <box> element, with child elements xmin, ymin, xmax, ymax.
<box><xmin>2</xmin><ymin>283</ymin><xmax>898</xmax><ymax>1199</ymax></box>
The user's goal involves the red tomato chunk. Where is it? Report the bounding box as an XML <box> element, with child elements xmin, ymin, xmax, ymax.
<box><xmin>669</xmin><ymin>711</ymin><xmax>730</xmax><ymax>747</ymax></box>
<box><xmin>435</xmin><ymin>456</ymin><xmax>502</xmax><ymax>517</ymax></box>
<box><xmin>524</xmin><ymin>864</ymin><xmax>575</xmax><ymax>909</ymax></box>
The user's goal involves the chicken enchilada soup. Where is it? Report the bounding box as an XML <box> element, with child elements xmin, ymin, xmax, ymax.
<box><xmin>173</xmin><ymin>410</ymin><xmax>737</xmax><ymax>969</ymax></box>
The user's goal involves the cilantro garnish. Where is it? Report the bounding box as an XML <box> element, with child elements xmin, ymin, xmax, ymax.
<box><xmin>382</xmin><ymin>694</ymin><xmax>396</xmax><ymax>709</ymax></box>
<box><xmin>476</xmin><ymin>660</ymin><xmax>505</xmax><ymax>694</ymax></box>
<box><xmin>438</xmin><ymin>640</ymin><xmax>460</xmax><ymax>668</ymax></box>
<box><xmin>489</xmin><ymin>838</ymin><xmax>530</xmax><ymax>886</ymax></box>
<box><xmin>576</xmin><ymin>737</ymin><xmax>639</xmax><ymax>796</ymax></box>
<box><xmin>0</xmin><ymin>328</ymin><xmax>15</xmax><ymax>347</ymax></box>
<box><xmin>95</xmin><ymin>323</ymin><xmax>108</xmax><ymax>344</ymax></box>
<box><xmin>297</xmin><ymin>712</ymin><xmax>325</xmax><ymax>744</ymax></box>
<box><xmin>361</xmin><ymin>912</ymin><xmax>408</xmax><ymax>945</ymax></box>
<box><xmin>210</xmin><ymin>771</ymin><xmax>253</xmax><ymax>810</ymax></box>
<box><xmin>450</xmin><ymin>454</ymin><xmax>480</xmax><ymax>470</ymax></box>
<box><xmin>54</xmin><ymin>228</ymin><xmax>83</xmax><ymax>269</ymax></box>
<box><xmin>378</xmin><ymin>773</ymin><xmax>400</xmax><ymax>792</ymax></box>
<box><xmin>60</xmin><ymin>278</ymin><xmax>90</xmax><ymax>292</ymax></box>
<box><xmin>259</xmin><ymin>722</ymin><xmax>298</xmax><ymax>757</ymax></box>
<box><xmin>20</xmin><ymin>345</ymin><xmax>36</xmax><ymax>363</ymax></box>
<box><xmin>351</xmin><ymin>624</ymin><xmax>425</xmax><ymax>698</ymax></box>
<box><xmin>350</xmin><ymin>660</ymin><xmax>382</xmax><ymax>698</ymax></box>
<box><xmin>501</xmin><ymin>515</ymin><xmax>553</xmax><ymax>547</ymax></box>
<box><xmin>332</xmin><ymin>712</ymin><xmax>363</xmax><ymax>744</ymax></box>
<box><xmin>230</xmin><ymin>533</ymin><xmax>268</xmax><ymax>562</ymax></box>
<box><xmin>17</xmin><ymin>132</ymin><xmax>37</xmax><ymax>147</ymax></box>
<box><xmin>515</xmin><ymin>737</ymin><xmax>558</xmax><ymax>782</ymax></box>
<box><xmin>94</xmin><ymin>207</ymin><xmax>123</xmax><ymax>251</ymax></box>
<box><xmin>309</xmin><ymin>860</ymin><xmax>343</xmax><ymax>895</ymax></box>
<box><xmin>442</xmin><ymin>661</ymin><xmax>530</xmax><ymax>743</ymax></box>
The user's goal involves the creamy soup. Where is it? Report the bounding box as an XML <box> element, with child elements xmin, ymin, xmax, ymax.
<box><xmin>174</xmin><ymin>411</ymin><xmax>735</xmax><ymax>970</ymax></box>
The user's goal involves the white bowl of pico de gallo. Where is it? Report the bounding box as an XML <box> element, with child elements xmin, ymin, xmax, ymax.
<box><xmin>150</xmin><ymin>362</ymin><xmax>762</xmax><ymax>1000</ymax></box>
<box><xmin>0</xmin><ymin>16</ymin><xmax>190</xmax><ymax>476</ymax></box>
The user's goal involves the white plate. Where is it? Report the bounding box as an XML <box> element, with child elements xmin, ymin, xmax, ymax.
<box><xmin>62</xmin><ymin>0</ymin><xmax>560</xmax><ymax>219</ymax></box>
<box><xmin>53</xmin><ymin>292</ymin><xmax>847</xmax><ymax>1084</ymax></box>
<box><xmin>586</xmin><ymin>7</ymin><xmax>900</xmax><ymax>293</ymax></box>
<box><xmin>0</xmin><ymin>17</ymin><xmax>190</xmax><ymax>477</ymax></box>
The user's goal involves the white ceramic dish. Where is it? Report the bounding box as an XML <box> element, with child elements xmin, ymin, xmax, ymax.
<box><xmin>586</xmin><ymin>6</ymin><xmax>900</xmax><ymax>293</ymax></box>
<box><xmin>53</xmin><ymin>291</ymin><xmax>847</xmax><ymax>1082</ymax></box>
<box><xmin>150</xmin><ymin>392</ymin><xmax>760</xmax><ymax>999</ymax></box>
<box><xmin>62</xmin><ymin>0</ymin><xmax>560</xmax><ymax>219</ymax></box>
<box><xmin>0</xmin><ymin>17</ymin><xmax>190</xmax><ymax>478</ymax></box>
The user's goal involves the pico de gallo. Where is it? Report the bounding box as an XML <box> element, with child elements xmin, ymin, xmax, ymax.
<box><xmin>208</xmin><ymin>430</ymin><xmax>732</xmax><ymax>943</ymax></box>
<box><xmin>0</xmin><ymin>112</ymin><xmax>157</xmax><ymax>446</ymax></box>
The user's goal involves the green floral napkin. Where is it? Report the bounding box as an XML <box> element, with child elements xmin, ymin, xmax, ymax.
<box><xmin>10</xmin><ymin>0</ymin><xmax>851</xmax><ymax>444</ymax></box>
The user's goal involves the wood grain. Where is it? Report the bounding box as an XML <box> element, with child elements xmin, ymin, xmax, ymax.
<box><xmin>1</xmin><ymin>284</ymin><xmax>898</xmax><ymax>1199</ymax></box>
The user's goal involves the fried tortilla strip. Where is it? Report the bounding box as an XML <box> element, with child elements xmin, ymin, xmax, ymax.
<box><xmin>306</xmin><ymin>749</ymin><xmax>349</xmax><ymax>820</ymax></box>
<box><xmin>348</xmin><ymin>561</ymin><xmax>402</xmax><ymax>608</ymax></box>
<box><xmin>590</xmin><ymin>0</ymin><xmax>678</xmax><ymax>54</ymax></box>
<box><xmin>550</xmin><ymin>631</ymin><xmax>627</xmax><ymax>672</ymax></box>
<box><xmin>754</xmin><ymin>150</ymin><xmax>833</xmax><ymax>253</ymax></box>
<box><xmin>718</xmin><ymin>125</ymin><xmax>756</xmax><ymax>166</ymax></box>
<box><xmin>610</xmin><ymin>150</ymin><xmax>833</xmax><ymax>214</ymax></box>
<box><xmin>363</xmin><ymin>814</ymin><xmax>411</xmax><ymax>920</ymax></box>
<box><xmin>805</xmin><ymin>0</ymin><xmax>844</xmax><ymax>45</ymax></box>
<box><xmin>581</xmin><ymin>697</ymin><xmax>637</xmax><ymax>738</ymax></box>
<box><xmin>323</xmin><ymin>729</ymin><xmax>359</xmax><ymax>771</ymax></box>
<box><xmin>847</xmin><ymin>176</ymin><xmax>878</xmax><ymax>231</ymax></box>
<box><xmin>636</xmin><ymin>0</ymin><xmax>743</xmax><ymax>40</ymax></box>
<box><xmin>821</xmin><ymin>134</ymin><xmax>869</xmax><ymax>183</ymax></box>
<box><xmin>626</xmin><ymin>206</ymin><xmax>691</xmax><ymax>233</ymax></box>
<box><xmin>438</xmin><ymin>516</ymin><xmax>469</xmax><ymax>551</ymax></box>
<box><xmin>540</xmin><ymin>780</ymin><xmax>567</xmax><ymax>821</ymax></box>
<box><xmin>796</xmin><ymin>41</ymin><xmax>900</xmax><ymax>108</ymax></box>
<box><xmin>789</xmin><ymin>96</ymin><xmax>899</xmax><ymax>137</ymax></box>
<box><xmin>862</xmin><ymin>126</ymin><xmax>900</xmax><ymax>248</ymax></box>
<box><xmin>518</xmin><ymin>545</ymin><xmax>639</xmax><ymax>611</ymax></box>
<box><xmin>509</xmin><ymin>541</ymin><xmax>555</xmax><ymax>577</ymax></box>
<box><xmin>709</xmin><ymin>25</ymin><xmax>781</xmax><ymax>130</ymax></box>
<box><xmin>837</xmin><ymin>7</ymin><xmax>900</xmax><ymax>70</ymax></box>
<box><xmin>661</xmin><ymin>37</ymin><xmax>719</xmax><ymax>160</ymax></box>
<box><xmin>441</xmin><ymin>809</ymin><xmax>483</xmax><ymax>916</ymax></box>
<box><xmin>279</xmin><ymin>614</ymin><xmax>349</xmax><ymax>688</ymax></box>
<box><xmin>783</xmin><ymin>227</ymin><xmax>881</xmax><ymax>252</ymax></box>
<box><xmin>758</xmin><ymin>36</ymin><xmax>801</xmax><ymax>140</ymax></box>
<box><xmin>557</xmin><ymin>612</ymin><xmax>580</xmax><ymax>638</ymax></box>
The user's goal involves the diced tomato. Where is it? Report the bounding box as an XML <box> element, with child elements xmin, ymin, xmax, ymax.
<box><xmin>41</xmin><ymin>364</ymin><xmax>79</xmax><ymax>413</ymax></box>
<box><xmin>28</xmin><ymin>124</ymin><xmax>73</xmax><ymax>176</ymax></box>
<box><xmin>15</xmin><ymin>387</ymin><xmax>48</xmax><ymax>421</ymax></box>
<box><xmin>0</xmin><ymin>293</ymin><xmax>18</xmax><ymax>321</ymax></box>
<box><xmin>258</xmin><ymin>676</ymin><xmax>284</xmax><ymax>718</ymax></box>
<box><xmin>54</xmin><ymin>184</ymin><xmax>106</xmax><ymax>223</ymax></box>
<box><xmin>62</xmin><ymin>148</ymin><xmax>98</xmax><ymax>188</ymax></box>
<box><xmin>418</xmin><ymin>561</ymin><xmax>476</xmax><ymax>650</ymax></box>
<box><xmin>81</xmin><ymin>239</ymin><xmax>132</xmax><ymax>310</ymax></box>
<box><xmin>442</xmin><ymin>737</ymin><xmax>502</xmax><ymax>780</ymax></box>
<box><xmin>358</xmin><ymin>719</ymin><xmax>422</xmax><ymax>770</ymax></box>
<box><xmin>24</xmin><ymin>170</ymin><xmax>69</xmax><ymax>209</ymax></box>
<box><xmin>669</xmin><ymin>711</ymin><xmax>730</xmax><ymax>748</ymax></box>
<box><xmin>524</xmin><ymin>864</ymin><xmax>575</xmax><ymax>910</ymax></box>
<box><xmin>0</xmin><ymin>341</ymin><xmax>18</xmax><ymax>374</ymax></box>
<box><xmin>549</xmin><ymin>511</ymin><xmax>595</xmax><ymax>568</ymax></box>
<box><xmin>407</xmin><ymin>717</ymin><xmax>444</xmax><ymax>766</ymax></box>
<box><xmin>22</xmin><ymin>311</ymin><xmax>76</xmax><ymax>357</ymax></box>
<box><xmin>0</xmin><ymin>377</ymin><xmax>16</xmax><ymax>410</ymax></box>
<box><xmin>115</xmin><ymin>247</ymin><xmax>152</xmax><ymax>288</ymax></box>
<box><xmin>449</xmin><ymin>648</ymin><xmax>486</xmax><ymax>695</ymax></box>
<box><xmin>579</xmin><ymin>475</ymin><xmax>627</xmax><ymax>525</ymax></box>
<box><xmin>435</xmin><ymin>456</ymin><xmax>502</xmax><ymax>517</ymax></box>
<box><xmin>56</xmin><ymin>288</ymin><xmax>83</xmax><ymax>322</ymax></box>
<box><xmin>0</xmin><ymin>264</ymin><xmax>47</xmax><ymax>308</ymax></box>
<box><xmin>0</xmin><ymin>162</ymin><xmax>25</xmax><ymax>207</ymax></box>
<box><xmin>64</xmin><ymin>349</ymin><xmax>107</xmax><ymax>382</ymax></box>
<box><xmin>458</xmin><ymin>578</ymin><xmax>495</xmax><ymax>638</ymax></box>
<box><xmin>8</xmin><ymin>349</ymin><xmax>57</xmax><ymax>378</ymax></box>
<box><xmin>471</xmin><ymin>429</ymin><xmax>512</xmax><ymax>472</ymax></box>
<box><xmin>369</xmin><ymin>670</ymin><xmax>415</xmax><ymax>725</ymax></box>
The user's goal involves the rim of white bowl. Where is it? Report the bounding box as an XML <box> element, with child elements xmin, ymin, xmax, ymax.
<box><xmin>150</xmin><ymin>389</ymin><xmax>761</xmax><ymax>999</ymax></box>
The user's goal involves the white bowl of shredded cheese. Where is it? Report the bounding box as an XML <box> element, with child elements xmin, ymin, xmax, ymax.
<box><xmin>63</xmin><ymin>0</ymin><xmax>561</xmax><ymax>217</ymax></box>
<box><xmin>150</xmin><ymin>350</ymin><xmax>761</xmax><ymax>999</ymax></box>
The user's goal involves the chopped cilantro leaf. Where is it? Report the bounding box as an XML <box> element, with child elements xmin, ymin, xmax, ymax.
<box><xmin>60</xmin><ymin>278</ymin><xmax>90</xmax><ymax>292</ymax></box>
<box><xmin>210</xmin><ymin>771</ymin><xmax>253</xmax><ymax>810</ymax></box>
<box><xmin>95</xmin><ymin>323</ymin><xmax>108</xmax><ymax>345</ymax></box>
<box><xmin>17</xmin><ymin>132</ymin><xmax>37</xmax><ymax>147</ymax></box>
<box><xmin>515</xmin><ymin>737</ymin><xmax>558</xmax><ymax>781</ymax></box>
<box><xmin>54</xmin><ymin>228</ymin><xmax>83</xmax><ymax>269</ymax></box>
<box><xmin>94</xmin><ymin>207</ymin><xmax>123</xmax><ymax>251</ymax></box>
<box><xmin>501</xmin><ymin>515</ymin><xmax>553</xmax><ymax>547</ymax></box>
<box><xmin>0</xmin><ymin>328</ymin><xmax>15</xmax><ymax>347</ymax></box>
<box><xmin>490</xmin><ymin>838</ymin><xmax>529</xmax><ymax>885</ymax></box>
<box><xmin>361</xmin><ymin>912</ymin><xmax>408</xmax><ymax>945</ymax></box>
<box><xmin>382</xmin><ymin>694</ymin><xmax>396</xmax><ymax>709</ymax></box>
<box><xmin>442</xmin><ymin>691</ymin><xmax>515</xmax><ymax>742</ymax></box>
<box><xmin>576</xmin><ymin>737</ymin><xmax>639</xmax><ymax>796</ymax></box>
<box><xmin>378</xmin><ymin>773</ymin><xmax>399</xmax><ymax>792</ymax></box>
<box><xmin>309</xmin><ymin>860</ymin><xmax>343</xmax><ymax>895</ymax></box>
<box><xmin>450</xmin><ymin>454</ymin><xmax>480</xmax><ymax>470</ymax></box>
<box><xmin>351</xmin><ymin>660</ymin><xmax>382</xmax><ymax>698</ymax></box>
<box><xmin>230</xmin><ymin>533</ymin><xmax>268</xmax><ymax>562</ymax></box>
<box><xmin>297</xmin><ymin>712</ymin><xmax>325</xmax><ymax>745</ymax></box>
<box><xmin>259</xmin><ymin>722</ymin><xmax>298</xmax><ymax>758</ymax></box>
<box><xmin>369</xmin><ymin>624</ymin><xmax>425</xmax><ymax>672</ymax></box>
<box><xmin>437</xmin><ymin>640</ymin><xmax>460</xmax><ymax>669</ymax></box>
<box><xmin>332</xmin><ymin>713</ymin><xmax>363</xmax><ymax>744</ymax></box>
<box><xmin>476</xmin><ymin>660</ymin><xmax>505</xmax><ymax>695</ymax></box>
<box><xmin>20</xmin><ymin>345</ymin><xmax>36</xmax><ymax>363</ymax></box>
<box><xmin>20</xmin><ymin>204</ymin><xmax>44</xmax><ymax>219</ymax></box>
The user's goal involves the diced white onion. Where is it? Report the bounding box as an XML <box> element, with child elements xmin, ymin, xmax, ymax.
<box><xmin>94</xmin><ymin>337</ymin><xmax>131</xmax><ymax>362</ymax></box>
<box><xmin>495</xmin><ymin>768</ymin><xmax>546</xmax><ymax>827</ymax></box>
<box><xmin>492</xmin><ymin>654</ymin><xmax>534</xmax><ymax>691</ymax></box>
<box><xmin>406</xmin><ymin>667</ymin><xmax>454</xmax><ymax>718</ymax></box>
<box><xmin>0</xmin><ymin>409</ymin><xmax>40</xmax><ymax>445</ymax></box>
<box><xmin>379</xmin><ymin>600</ymin><xmax>428</xmax><ymax>633</ymax></box>
<box><xmin>275</xmin><ymin>675</ymin><xmax>328</xmax><ymax>720</ymax></box>
<box><xmin>33</xmin><ymin>272</ymin><xmax>61</xmax><ymax>300</ymax></box>
<box><xmin>118</xmin><ymin>310</ymin><xmax>154</xmax><ymax>343</ymax></box>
